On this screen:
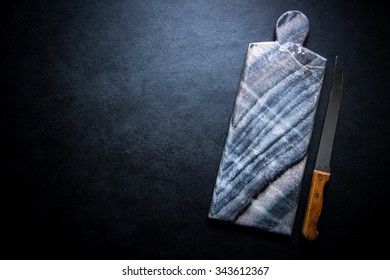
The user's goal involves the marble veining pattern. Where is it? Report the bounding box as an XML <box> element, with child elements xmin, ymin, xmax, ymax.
<box><xmin>209</xmin><ymin>11</ymin><xmax>326</xmax><ymax>235</ymax></box>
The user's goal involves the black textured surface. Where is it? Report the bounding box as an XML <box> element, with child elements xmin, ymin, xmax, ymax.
<box><xmin>1</xmin><ymin>0</ymin><xmax>389</xmax><ymax>259</ymax></box>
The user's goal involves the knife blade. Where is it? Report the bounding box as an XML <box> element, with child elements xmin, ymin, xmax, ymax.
<box><xmin>302</xmin><ymin>56</ymin><xmax>343</xmax><ymax>240</ymax></box>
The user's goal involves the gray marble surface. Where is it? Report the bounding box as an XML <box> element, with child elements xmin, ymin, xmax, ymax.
<box><xmin>209</xmin><ymin>11</ymin><xmax>326</xmax><ymax>235</ymax></box>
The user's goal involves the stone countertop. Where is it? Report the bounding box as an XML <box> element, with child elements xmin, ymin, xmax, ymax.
<box><xmin>1</xmin><ymin>0</ymin><xmax>389</xmax><ymax>259</ymax></box>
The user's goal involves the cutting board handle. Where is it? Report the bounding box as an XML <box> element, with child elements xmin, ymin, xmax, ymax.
<box><xmin>276</xmin><ymin>10</ymin><xmax>309</xmax><ymax>45</ymax></box>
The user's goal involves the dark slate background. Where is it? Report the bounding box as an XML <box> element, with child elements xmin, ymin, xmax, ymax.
<box><xmin>1</xmin><ymin>0</ymin><xmax>389</xmax><ymax>259</ymax></box>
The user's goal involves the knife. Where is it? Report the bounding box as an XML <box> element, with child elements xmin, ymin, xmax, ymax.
<box><xmin>302</xmin><ymin>56</ymin><xmax>343</xmax><ymax>240</ymax></box>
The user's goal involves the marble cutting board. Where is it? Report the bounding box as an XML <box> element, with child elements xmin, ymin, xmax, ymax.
<box><xmin>208</xmin><ymin>11</ymin><xmax>327</xmax><ymax>235</ymax></box>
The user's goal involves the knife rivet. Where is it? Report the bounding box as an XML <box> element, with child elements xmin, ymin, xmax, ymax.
<box><xmin>315</xmin><ymin>193</ymin><xmax>319</xmax><ymax>199</ymax></box>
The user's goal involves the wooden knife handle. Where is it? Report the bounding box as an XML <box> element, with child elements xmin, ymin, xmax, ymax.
<box><xmin>302</xmin><ymin>170</ymin><xmax>330</xmax><ymax>240</ymax></box>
